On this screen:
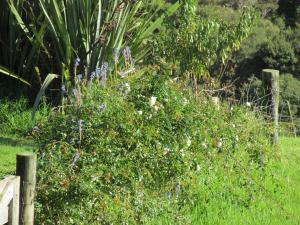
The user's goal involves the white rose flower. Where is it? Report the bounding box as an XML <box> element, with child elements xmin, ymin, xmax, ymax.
<box><xmin>217</xmin><ymin>140</ymin><xmax>223</xmax><ymax>148</ymax></box>
<box><xmin>163</xmin><ymin>147</ymin><xmax>171</xmax><ymax>155</ymax></box>
<box><xmin>124</xmin><ymin>82</ymin><xmax>131</xmax><ymax>94</ymax></box>
<box><xmin>183</xmin><ymin>97</ymin><xmax>188</xmax><ymax>106</ymax></box>
<box><xmin>186</xmin><ymin>138</ymin><xmax>191</xmax><ymax>147</ymax></box>
<box><xmin>149</xmin><ymin>96</ymin><xmax>157</xmax><ymax>107</ymax></box>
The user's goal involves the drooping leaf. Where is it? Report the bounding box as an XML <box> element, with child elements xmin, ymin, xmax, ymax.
<box><xmin>0</xmin><ymin>65</ymin><xmax>31</xmax><ymax>86</ymax></box>
<box><xmin>32</xmin><ymin>73</ymin><xmax>59</xmax><ymax>120</ymax></box>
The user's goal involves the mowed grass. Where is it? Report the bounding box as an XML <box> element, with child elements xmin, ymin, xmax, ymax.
<box><xmin>277</xmin><ymin>137</ymin><xmax>300</xmax><ymax>223</ymax></box>
<box><xmin>189</xmin><ymin>137</ymin><xmax>300</xmax><ymax>225</ymax></box>
<box><xmin>0</xmin><ymin>134</ymin><xmax>33</xmax><ymax>178</ymax></box>
<box><xmin>152</xmin><ymin>137</ymin><xmax>300</xmax><ymax>225</ymax></box>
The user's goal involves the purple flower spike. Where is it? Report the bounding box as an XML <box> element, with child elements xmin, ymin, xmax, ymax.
<box><xmin>78</xmin><ymin>119</ymin><xmax>84</xmax><ymax>135</ymax></box>
<box><xmin>78</xmin><ymin>119</ymin><xmax>84</xmax><ymax>127</ymax></box>
<box><xmin>75</xmin><ymin>57</ymin><xmax>80</xmax><ymax>67</ymax></box>
<box><xmin>61</xmin><ymin>84</ymin><xmax>66</xmax><ymax>93</ymax></box>
<box><xmin>72</xmin><ymin>151</ymin><xmax>81</xmax><ymax>165</ymax></box>
<box><xmin>90</xmin><ymin>71</ymin><xmax>96</xmax><ymax>81</ymax></box>
<box><xmin>95</xmin><ymin>67</ymin><xmax>101</xmax><ymax>77</ymax></box>
<box><xmin>102</xmin><ymin>62</ymin><xmax>109</xmax><ymax>70</ymax></box>
<box><xmin>72</xmin><ymin>88</ymin><xmax>78</xmax><ymax>96</ymax></box>
<box><xmin>98</xmin><ymin>103</ymin><xmax>106</xmax><ymax>112</ymax></box>
<box><xmin>113</xmin><ymin>48</ymin><xmax>120</xmax><ymax>64</ymax></box>
<box><xmin>100</xmin><ymin>62</ymin><xmax>110</xmax><ymax>79</ymax></box>
<box><xmin>122</xmin><ymin>46</ymin><xmax>131</xmax><ymax>62</ymax></box>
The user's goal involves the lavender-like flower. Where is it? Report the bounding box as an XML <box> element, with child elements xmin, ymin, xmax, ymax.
<box><xmin>100</xmin><ymin>62</ymin><xmax>110</xmax><ymax>80</ymax></box>
<box><xmin>102</xmin><ymin>62</ymin><xmax>109</xmax><ymax>71</ymax></box>
<box><xmin>78</xmin><ymin>119</ymin><xmax>84</xmax><ymax>133</ymax></box>
<box><xmin>72</xmin><ymin>151</ymin><xmax>81</xmax><ymax>165</ymax></box>
<box><xmin>90</xmin><ymin>71</ymin><xmax>96</xmax><ymax>81</ymax></box>
<box><xmin>137</xmin><ymin>191</ymin><xmax>143</xmax><ymax>208</ymax></box>
<box><xmin>175</xmin><ymin>181</ymin><xmax>181</xmax><ymax>198</ymax></box>
<box><xmin>122</xmin><ymin>46</ymin><xmax>131</xmax><ymax>62</ymax></box>
<box><xmin>167</xmin><ymin>192</ymin><xmax>172</xmax><ymax>200</ymax></box>
<box><xmin>98</xmin><ymin>103</ymin><xmax>106</xmax><ymax>112</ymax></box>
<box><xmin>61</xmin><ymin>84</ymin><xmax>66</xmax><ymax>93</ymax></box>
<box><xmin>113</xmin><ymin>48</ymin><xmax>120</xmax><ymax>64</ymax></box>
<box><xmin>72</xmin><ymin>88</ymin><xmax>78</xmax><ymax>96</ymax></box>
<box><xmin>78</xmin><ymin>119</ymin><xmax>84</xmax><ymax>126</ymax></box>
<box><xmin>95</xmin><ymin>67</ymin><xmax>101</xmax><ymax>77</ymax></box>
<box><xmin>74</xmin><ymin>57</ymin><xmax>80</xmax><ymax>67</ymax></box>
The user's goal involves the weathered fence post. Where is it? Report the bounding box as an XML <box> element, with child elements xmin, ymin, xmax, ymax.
<box><xmin>262</xmin><ymin>69</ymin><xmax>280</xmax><ymax>144</ymax></box>
<box><xmin>16</xmin><ymin>153</ymin><xmax>36</xmax><ymax>225</ymax></box>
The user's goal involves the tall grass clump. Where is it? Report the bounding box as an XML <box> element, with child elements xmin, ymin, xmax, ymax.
<box><xmin>33</xmin><ymin>66</ymin><xmax>272</xmax><ymax>224</ymax></box>
<box><xmin>0</xmin><ymin>98</ymin><xmax>49</xmax><ymax>136</ymax></box>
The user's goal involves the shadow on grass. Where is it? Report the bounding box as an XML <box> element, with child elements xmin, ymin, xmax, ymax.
<box><xmin>0</xmin><ymin>136</ymin><xmax>35</xmax><ymax>148</ymax></box>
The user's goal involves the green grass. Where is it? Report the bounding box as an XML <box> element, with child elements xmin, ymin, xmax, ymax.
<box><xmin>188</xmin><ymin>137</ymin><xmax>300</xmax><ymax>225</ymax></box>
<box><xmin>277</xmin><ymin>137</ymin><xmax>300</xmax><ymax>223</ymax></box>
<box><xmin>148</xmin><ymin>137</ymin><xmax>300</xmax><ymax>225</ymax></box>
<box><xmin>0</xmin><ymin>134</ymin><xmax>33</xmax><ymax>178</ymax></box>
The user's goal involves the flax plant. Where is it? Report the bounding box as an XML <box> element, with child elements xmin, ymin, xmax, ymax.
<box><xmin>0</xmin><ymin>0</ymin><xmax>34</xmax><ymax>87</ymax></box>
<box><xmin>7</xmin><ymin>0</ymin><xmax>180</xmax><ymax>117</ymax></box>
<box><xmin>8</xmin><ymin>0</ymin><xmax>180</xmax><ymax>83</ymax></box>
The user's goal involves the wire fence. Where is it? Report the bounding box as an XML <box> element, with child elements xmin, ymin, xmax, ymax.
<box><xmin>238</xmin><ymin>86</ymin><xmax>300</xmax><ymax>137</ymax></box>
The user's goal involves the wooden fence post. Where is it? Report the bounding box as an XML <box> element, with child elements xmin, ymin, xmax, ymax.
<box><xmin>262</xmin><ymin>69</ymin><xmax>280</xmax><ymax>145</ymax></box>
<box><xmin>16</xmin><ymin>153</ymin><xmax>36</xmax><ymax>225</ymax></box>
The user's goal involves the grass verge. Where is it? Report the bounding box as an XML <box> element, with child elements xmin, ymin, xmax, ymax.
<box><xmin>0</xmin><ymin>134</ymin><xmax>33</xmax><ymax>178</ymax></box>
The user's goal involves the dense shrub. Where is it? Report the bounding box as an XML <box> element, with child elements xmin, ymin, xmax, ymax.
<box><xmin>34</xmin><ymin>72</ymin><xmax>272</xmax><ymax>224</ymax></box>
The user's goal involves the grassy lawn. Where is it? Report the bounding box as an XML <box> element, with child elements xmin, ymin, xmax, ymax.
<box><xmin>187</xmin><ymin>137</ymin><xmax>300</xmax><ymax>225</ymax></box>
<box><xmin>0</xmin><ymin>134</ymin><xmax>33</xmax><ymax>178</ymax></box>
<box><xmin>152</xmin><ymin>137</ymin><xmax>300</xmax><ymax>225</ymax></box>
<box><xmin>0</xmin><ymin>136</ymin><xmax>299</xmax><ymax>224</ymax></box>
<box><xmin>276</xmin><ymin>137</ymin><xmax>300</xmax><ymax>223</ymax></box>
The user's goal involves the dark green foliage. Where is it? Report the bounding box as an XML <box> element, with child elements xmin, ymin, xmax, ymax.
<box><xmin>0</xmin><ymin>1</ymin><xmax>36</xmax><ymax>98</ymax></box>
<box><xmin>278</xmin><ymin>0</ymin><xmax>300</xmax><ymax>26</ymax></box>
<box><xmin>33</xmin><ymin>72</ymin><xmax>272</xmax><ymax>224</ymax></box>
<box><xmin>257</xmin><ymin>34</ymin><xmax>297</xmax><ymax>72</ymax></box>
<box><xmin>154</xmin><ymin>1</ymin><xmax>257</xmax><ymax>81</ymax></box>
<box><xmin>280</xmin><ymin>74</ymin><xmax>300</xmax><ymax>134</ymax></box>
<box><xmin>231</xmin><ymin>15</ymin><xmax>300</xmax><ymax>89</ymax></box>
